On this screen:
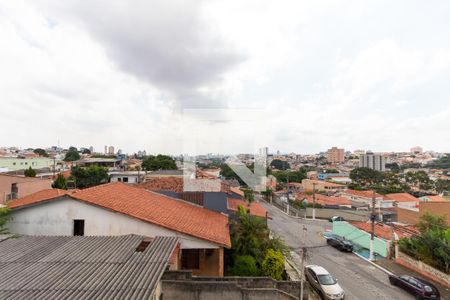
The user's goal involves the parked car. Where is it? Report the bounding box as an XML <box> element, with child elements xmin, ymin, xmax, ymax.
<box><xmin>388</xmin><ymin>274</ymin><xmax>440</xmax><ymax>300</ymax></box>
<box><xmin>330</xmin><ymin>216</ymin><xmax>345</xmax><ymax>222</ymax></box>
<box><xmin>304</xmin><ymin>265</ymin><xmax>345</xmax><ymax>300</ymax></box>
<box><xmin>326</xmin><ymin>234</ymin><xmax>353</xmax><ymax>252</ymax></box>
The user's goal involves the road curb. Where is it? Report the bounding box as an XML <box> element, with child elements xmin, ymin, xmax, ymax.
<box><xmin>352</xmin><ymin>252</ymin><xmax>394</xmax><ymax>276</ymax></box>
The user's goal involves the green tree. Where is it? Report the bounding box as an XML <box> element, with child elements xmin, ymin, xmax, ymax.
<box><xmin>398</xmin><ymin>213</ymin><xmax>450</xmax><ymax>273</ymax></box>
<box><xmin>52</xmin><ymin>173</ymin><xmax>67</xmax><ymax>190</ymax></box>
<box><xmin>243</xmin><ymin>189</ymin><xmax>255</xmax><ymax>204</ymax></box>
<box><xmin>24</xmin><ymin>166</ymin><xmax>36</xmax><ymax>177</ymax></box>
<box><xmin>232</xmin><ymin>255</ymin><xmax>259</xmax><ymax>276</ymax></box>
<box><xmin>64</xmin><ymin>147</ymin><xmax>80</xmax><ymax>162</ymax></box>
<box><xmin>324</xmin><ymin>168</ymin><xmax>338</xmax><ymax>174</ymax></box>
<box><xmin>418</xmin><ymin>213</ymin><xmax>448</xmax><ymax>234</ymax></box>
<box><xmin>435</xmin><ymin>179</ymin><xmax>450</xmax><ymax>194</ymax></box>
<box><xmin>70</xmin><ymin>166</ymin><xmax>109</xmax><ymax>189</ymax></box>
<box><xmin>0</xmin><ymin>207</ymin><xmax>10</xmax><ymax>234</ymax></box>
<box><xmin>270</xmin><ymin>159</ymin><xmax>290</xmax><ymax>170</ymax></box>
<box><xmin>350</xmin><ymin>167</ymin><xmax>383</xmax><ymax>188</ymax></box>
<box><xmin>261</xmin><ymin>188</ymin><xmax>274</xmax><ymax>202</ymax></box>
<box><xmin>33</xmin><ymin>148</ymin><xmax>49</xmax><ymax>157</ymax></box>
<box><xmin>261</xmin><ymin>249</ymin><xmax>285</xmax><ymax>280</ymax></box>
<box><xmin>427</xmin><ymin>155</ymin><xmax>450</xmax><ymax>169</ymax></box>
<box><xmin>82</xmin><ymin>148</ymin><xmax>91</xmax><ymax>154</ymax></box>
<box><xmin>273</xmin><ymin>169</ymin><xmax>307</xmax><ymax>183</ymax></box>
<box><xmin>141</xmin><ymin>155</ymin><xmax>177</xmax><ymax>171</ymax></box>
<box><xmin>219</xmin><ymin>164</ymin><xmax>244</xmax><ymax>185</ymax></box>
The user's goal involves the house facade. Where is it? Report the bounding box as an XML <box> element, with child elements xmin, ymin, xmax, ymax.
<box><xmin>0</xmin><ymin>174</ymin><xmax>52</xmax><ymax>204</ymax></box>
<box><xmin>8</xmin><ymin>183</ymin><xmax>231</xmax><ymax>276</ymax></box>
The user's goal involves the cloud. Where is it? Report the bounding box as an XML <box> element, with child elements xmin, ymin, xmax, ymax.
<box><xmin>36</xmin><ymin>0</ymin><xmax>245</xmax><ymax>108</ymax></box>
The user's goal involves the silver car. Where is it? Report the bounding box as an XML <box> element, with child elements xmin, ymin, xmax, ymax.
<box><xmin>305</xmin><ymin>265</ymin><xmax>345</xmax><ymax>300</ymax></box>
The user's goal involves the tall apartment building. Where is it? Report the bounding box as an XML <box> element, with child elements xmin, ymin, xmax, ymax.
<box><xmin>108</xmin><ymin>146</ymin><xmax>115</xmax><ymax>155</ymax></box>
<box><xmin>326</xmin><ymin>147</ymin><xmax>345</xmax><ymax>163</ymax></box>
<box><xmin>359</xmin><ymin>152</ymin><xmax>386</xmax><ymax>171</ymax></box>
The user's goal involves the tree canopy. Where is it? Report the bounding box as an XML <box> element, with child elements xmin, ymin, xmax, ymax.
<box><xmin>33</xmin><ymin>148</ymin><xmax>49</xmax><ymax>157</ymax></box>
<box><xmin>270</xmin><ymin>159</ymin><xmax>290</xmax><ymax>171</ymax></box>
<box><xmin>0</xmin><ymin>207</ymin><xmax>10</xmax><ymax>234</ymax></box>
<box><xmin>427</xmin><ymin>155</ymin><xmax>450</xmax><ymax>169</ymax></box>
<box><xmin>70</xmin><ymin>166</ymin><xmax>109</xmax><ymax>189</ymax></box>
<box><xmin>141</xmin><ymin>155</ymin><xmax>177</xmax><ymax>171</ymax></box>
<box><xmin>272</xmin><ymin>168</ymin><xmax>307</xmax><ymax>183</ymax></box>
<box><xmin>52</xmin><ymin>173</ymin><xmax>67</xmax><ymax>190</ymax></box>
<box><xmin>64</xmin><ymin>147</ymin><xmax>80</xmax><ymax>162</ymax></box>
<box><xmin>399</xmin><ymin>213</ymin><xmax>450</xmax><ymax>274</ymax></box>
<box><xmin>24</xmin><ymin>166</ymin><xmax>36</xmax><ymax>177</ymax></box>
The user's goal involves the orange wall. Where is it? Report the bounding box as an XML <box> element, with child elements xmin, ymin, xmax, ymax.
<box><xmin>0</xmin><ymin>175</ymin><xmax>52</xmax><ymax>204</ymax></box>
<box><xmin>397</xmin><ymin>202</ymin><xmax>450</xmax><ymax>226</ymax></box>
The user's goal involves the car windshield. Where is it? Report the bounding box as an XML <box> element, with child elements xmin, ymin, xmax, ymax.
<box><xmin>318</xmin><ymin>274</ymin><xmax>337</xmax><ymax>285</ymax></box>
<box><xmin>424</xmin><ymin>286</ymin><xmax>433</xmax><ymax>293</ymax></box>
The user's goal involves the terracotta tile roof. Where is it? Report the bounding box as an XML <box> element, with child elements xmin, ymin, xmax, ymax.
<box><xmin>343</xmin><ymin>189</ymin><xmax>383</xmax><ymax>199</ymax></box>
<box><xmin>230</xmin><ymin>187</ymin><xmax>244</xmax><ymax>197</ymax></box>
<box><xmin>227</xmin><ymin>198</ymin><xmax>267</xmax><ymax>218</ymax></box>
<box><xmin>349</xmin><ymin>221</ymin><xmax>393</xmax><ymax>240</ymax></box>
<box><xmin>137</xmin><ymin>177</ymin><xmax>229</xmax><ymax>193</ymax></box>
<box><xmin>137</xmin><ymin>177</ymin><xmax>184</xmax><ymax>192</ymax></box>
<box><xmin>303</xmin><ymin>194</ymin><xmax>352</xmax><ymax>206</ymax></box>
<box><xmin>350</xmin><ymin>221</ymin><xmax>414</xmax><ymax>240</ymax></box>
<box><xmin>385</xmin><ymin>193</ymin><xmax>419</xmax><ymax>203</ymax></box>
<box><xmin>422</xmin><ymin>195</ymin><xmax>447</xmax><ymax>202</ymax></box>
<box><xmin>8</xmin><ymin>189</ymin><xmax>70</xmax><ymax>209</ymax></box>
<box><xmin>10</xmin><ymin>183</ymin><xmax>231</xmax><ymax>248</ymax></box>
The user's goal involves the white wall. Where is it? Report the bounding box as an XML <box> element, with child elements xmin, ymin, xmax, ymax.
<box><xmin>9</xmin><ymin>196</ymin><xmax>219</xmax><ymax>249</ymax></box>
<box><xmin>110</xmin><ymin>175</ymin><xmax>139</xmax><ymax>184</ymax></box>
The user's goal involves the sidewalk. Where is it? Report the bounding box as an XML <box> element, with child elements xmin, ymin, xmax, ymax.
<box><xmin>375</xmin><ymin>259</ymin><xmax>450</xmax><ymax>299</ymax></box>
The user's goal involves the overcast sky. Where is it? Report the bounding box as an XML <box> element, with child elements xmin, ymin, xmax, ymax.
<box><xmin>1</xmin><ymin>0</ymin><xmax>450</xmax><ymax>155</ymax></box>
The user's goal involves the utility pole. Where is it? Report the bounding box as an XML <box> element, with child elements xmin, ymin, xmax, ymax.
<box><xmin>300</xmin><ymin>225</ymin><xmax>307</xmax><ymax>300</ymax></box>
<box><xmin>312</xmin><ymin>182</ymin><xmax>316</xmax><ymax>220</ymax></box>
<box><xmin>369</xmin><ymin>190</ymin><xmax>376</xmax><ymax>261</ymax></box>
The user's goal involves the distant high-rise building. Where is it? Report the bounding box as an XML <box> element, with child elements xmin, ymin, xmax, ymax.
<box><xmin>326</xmin><ymin>147</ymin><xmax>345</xmax><ymax>163</ymax></box>
<box><xmin>259</xmin><ymin>147</ymin><xmax>268</xmax><ymax>157</ymax></box>
<box><xmin>359</xmin><ymin>152</ymin><xmax>386</xmax><ymax>171</ymax></box>
<box><xmin>108</xmin><ymin>146</ymin><xmax>115</xmax><ymax>155</ymax></box>
<box><xmin>410</xmin><ymin>146</ymin><xmax>423</xmax><ymax>154</ymax></box>
<box><xmin>104</xmin><ymin>145</ymin><xmax>107</xmax><ymax>154</ymax></box>
<box><xmin>89</xmin><ymin>146</ymin><xmax>94</xmax><ymax>153</ymax></box>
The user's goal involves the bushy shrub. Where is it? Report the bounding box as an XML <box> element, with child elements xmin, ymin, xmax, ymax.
<box><xmin>232</xmin><ymin>255</ymin><xmax>259</xmax><ymax>276</ymax></box>
<box><xmin>261</xmin><ymin>249</ymin><xmax>285</xmax><ymax>280</ymax></box>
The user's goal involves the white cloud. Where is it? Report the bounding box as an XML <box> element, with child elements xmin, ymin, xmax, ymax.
<box><xmin>1</xmin><ymin>0</ymin><xmax>450</xmax><ymax>154</ymax></box>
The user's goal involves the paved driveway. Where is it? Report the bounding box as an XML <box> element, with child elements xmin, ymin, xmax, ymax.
<box><xmin>263</xmin><ymin>202</ymin><xmax>413</xmax><ymax>300</ymax></box>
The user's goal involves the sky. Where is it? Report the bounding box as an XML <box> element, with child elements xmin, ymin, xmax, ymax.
<box><xmin>1</xmin><ymin>0</ymin><xmax>450</xmax><ymax>155</ymax></box>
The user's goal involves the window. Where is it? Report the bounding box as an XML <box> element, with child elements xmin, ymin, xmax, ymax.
<box><xmin>122</xmin><ymin>177</ymin><xmax>128</xmax><ymax>182</ymax></box>
<box><xmin>73</xmin><ymin>219</ymin><xmax>85</xmax><ymax>236</ymax></box>
<box><xmin>12</xmin><ymin>162</ymin><xmax>16</xmax><ymax>166</ymax></box>
<box><xmin>118</xmin><ymin>178</ymin><xmax>122</xmax><ymax>182</ymax></box>
<box><xmin>181</xmin><ymin>249</ymin><xmax>200</xmax><ymax>270</ymax></box>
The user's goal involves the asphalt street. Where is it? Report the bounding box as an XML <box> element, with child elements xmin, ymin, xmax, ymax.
<box><xmin>262</xmin><ymin>202</ymin><xmax>414</xmax><ymax>300</ymax></box>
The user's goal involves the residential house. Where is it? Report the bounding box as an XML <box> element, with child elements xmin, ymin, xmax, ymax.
<box><xmin>75</xmin><ymin>158</ymin><xmax>120</xmax><ymax>169</ymax></box>
<box><xmin>384</xmin><ymin>193</ymin><xmax>420</xmax><ymax>209</ymax></box>
<box><xmin>0</xmin><ymin>174</ymin><xmax>52</xmax><ymax>204</ymax></box>
<box><xmin>109</xmin><ymin>171</ymin><xmax>145</xmax><ymax>184</ymax></box>
<box><xmin>8</xmin><ymin>182</ymin><xmax>231</xmax><ymax>276</ymax></box>
<box><xmin>0</xmin><ymin>234</ymin><xmax>178</xmax><ymax>299</ymax></box>
<box><xmin>301</xmin><ymin>179</ymin><xmax>346</xmax><ymax>193</ymax></box>
<box><xmin>341</xmin><ymin>189</ymin><xmax>394</xmax><ymax>209</ymax></box>
<box><xmin>300</xmin><ymin>194</ymin><xmax>352</xmax><ymax>209</ymax></box>
<box><xmin>397</xmin><ymin>201</ymin><xmax>450</xmax><ymax>226</ymax></box>
<box><xmin>0</xmin><ymin>157</ymin><xmax>54</xmax><ymax>173</ymax></box>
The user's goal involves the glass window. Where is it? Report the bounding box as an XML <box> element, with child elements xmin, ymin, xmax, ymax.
<box><xmin>318</xmin><ymin>274</ymin><xmax>337</xmax><ymax>285</ymax></box>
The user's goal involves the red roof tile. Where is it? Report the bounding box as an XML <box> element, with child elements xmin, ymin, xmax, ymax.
<box><xmin>9</xmin><ymin>183</ymin><xmax>231</xmax><ymax>248</ymax></box>
<box><xmin>349</xmin><ymin>221</ymin><xmax>393</xmax><ymax>240</ymax></box>
<box><xmin>344</xmin><ymin>189</ymin><xmax>383</xmax><ymax>199</ymax></box>
<box><xmin>227</xmin><ymin>198</ymin><xmax>267</xmax><ymax>218</ymax></box>
<box><xmin>303</xmin><ymin>194</ymin><xmax>352</xmax><ymax>206</ymax></box>
<box><xmin>8</xmin><ymin>189</ymin><xmax>70</xmax><ymax>208</ymax></box>
<box><xmin>385</xmin><ymin>193</ymin><xmax>419</xmax><ymax>203</ymax></box>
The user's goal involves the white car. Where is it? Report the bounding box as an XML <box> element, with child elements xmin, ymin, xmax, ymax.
<box><xmin>304</xmin><ymin>265</ymin><xmax>345</xmax><ymax>300</ymax></box>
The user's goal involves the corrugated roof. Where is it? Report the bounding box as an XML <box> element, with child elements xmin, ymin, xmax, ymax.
<box><xmin>0</xmin><ymin>235</ymin><xmax>178</xmax><ymax>300</ymax></box>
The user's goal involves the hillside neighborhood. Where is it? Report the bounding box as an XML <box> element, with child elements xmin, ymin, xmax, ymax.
<box><xmin>0</xmin><ymin>146</ymin><xmax>449</xmax><ymax>299</ymax></box>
